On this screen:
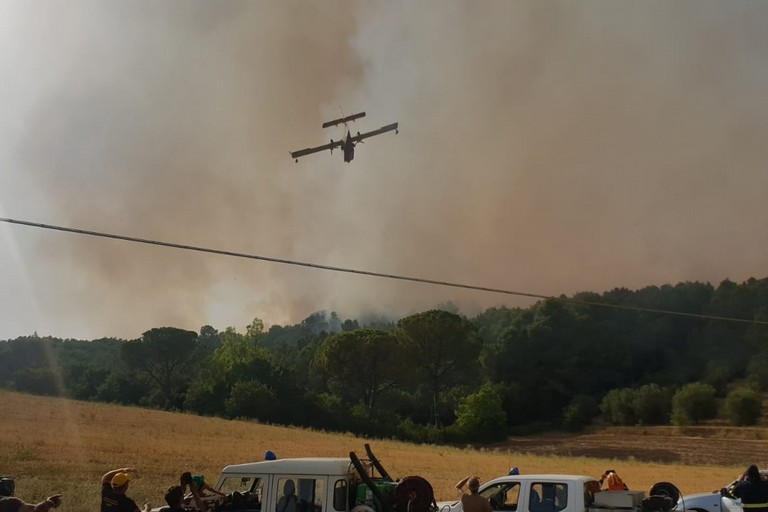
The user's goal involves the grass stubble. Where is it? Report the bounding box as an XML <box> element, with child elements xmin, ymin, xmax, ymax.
<box><xmin>0</xmin><ymin>390</ymin><xmax>749</xmax><ymax>512</ymax></box>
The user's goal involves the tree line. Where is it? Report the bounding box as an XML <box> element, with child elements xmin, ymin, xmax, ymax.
<box><xmin>1</xmin><ymin>277</ymin><xmax>767</xmax><ymax>443</ymax></box>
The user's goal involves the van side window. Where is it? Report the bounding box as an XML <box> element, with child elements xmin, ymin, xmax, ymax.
<box><xmin>277</xmin><ymin>479</ymin><xmax>298</xmax><ymax>512</ymax></box>
<box><xmin>333</xmin><ymin>480</ymin><xmax>347</xmax><ymax>511</ymax></box>
<box><xmin>277</xmin><ymin>478</ymin><xmax>326</xmax><ymax>512</ymax></box>
<box><xmin>529</xmin><ymin>483</ymin><xmax>567</xmax><ymax>512</ymax></box>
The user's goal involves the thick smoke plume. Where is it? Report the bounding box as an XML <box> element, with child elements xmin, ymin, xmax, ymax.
<box><xmin>2</xmin><ymin>1</ymin><xmax>767</xmax><ymax>339</ymax></box>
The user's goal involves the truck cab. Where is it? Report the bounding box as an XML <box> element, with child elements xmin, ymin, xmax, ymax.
<box><xmin>211</xmin><ymin>458</ymin><xmax>361</xmax><ymax>512</ymax></box>
<box><xmin>436</xmin><ymin>475</ymin><xmax>649</xmax><ymax>512</ymax></box>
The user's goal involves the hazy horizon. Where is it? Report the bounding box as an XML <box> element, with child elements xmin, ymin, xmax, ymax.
<box><xmin>2</xmin><ymin>1</ymin><xmax>767</xmax><ymax>340</ymax></box>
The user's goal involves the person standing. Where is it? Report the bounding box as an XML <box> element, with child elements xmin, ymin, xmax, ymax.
<box><xmin>456</xmin><ymin>476</ymin><xmax>492</xmax><ymax>512</ymax></box>
<box><xmin>723</xmin><ymin>465</ymin><xmax>768</xmax><ymax>512</ymax></box>
<box><xmin>101</xmin><ymin>467</ymin><xmax>150</xmax><ymax>512</ymax></box>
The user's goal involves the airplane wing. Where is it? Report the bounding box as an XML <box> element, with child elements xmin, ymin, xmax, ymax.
<box><xmin>322</xmin><ymin>112</ymin><xmax>366</xmax><ymax>129</ymax></box>
<box><xmin>290</xmin><ymin>139</ymin><xmax>344</xmax><ymax>160</ymax></box>
<box><xmin>351</xmin><ymin>123</ymin><xmax>399</xmax><ymax>143</ymax></box>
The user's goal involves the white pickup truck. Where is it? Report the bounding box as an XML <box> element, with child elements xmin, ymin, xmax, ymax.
<box><xmin>436</xmin><ymin>474</ymin><xmax>679</xmax><ymax>512</ymax></box>
<box><xmin>158</xmin><ymin>445</ymin><xmax>437</xmax><ymax>512</ymax></box>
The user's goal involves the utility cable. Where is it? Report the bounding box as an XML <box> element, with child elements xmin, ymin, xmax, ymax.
<box><xmin>2</xmin><ymin>216</ymin><xmax>767</xmax><ymax>326</ymax></box>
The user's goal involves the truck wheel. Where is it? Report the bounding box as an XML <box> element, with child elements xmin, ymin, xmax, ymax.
<box><xmin>649</xmin><ymin>482</ymin><xmax>680</xmax><ymax>508</ymax></box>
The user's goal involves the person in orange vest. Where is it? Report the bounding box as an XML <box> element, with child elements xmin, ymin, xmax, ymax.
<box><xmin>599</xmin><ymin>470</ymin><xmax>628</xmax><ymax>491</ymax></box>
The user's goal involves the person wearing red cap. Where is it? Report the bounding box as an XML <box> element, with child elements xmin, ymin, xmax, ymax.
<box><xmin>100</xmin><ymin>468</ymin><xmax>150</xmax><ymax>512</ymax></box>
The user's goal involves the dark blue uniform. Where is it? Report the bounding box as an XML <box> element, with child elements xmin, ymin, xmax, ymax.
<box><xmin>728</xmin><ymin>478</ymin><xmax>768</xmax><ymax>512</ymax></box>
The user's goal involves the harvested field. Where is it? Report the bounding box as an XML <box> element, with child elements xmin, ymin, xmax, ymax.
<box><xmin>2</xmin><ymin>390</ymin><xmax>766</xmax><ymax>512</ymax></box>
<box><xmin>497</xmin><ymin>426</ymin><xmax>768</xmax><ymax>466</ymax></box>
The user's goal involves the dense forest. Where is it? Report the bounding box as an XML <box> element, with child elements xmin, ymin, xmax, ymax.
<box><xmin>2</xmin><ymin>277</ymin><xmax>768</xmax><ymax>443</ymax></box>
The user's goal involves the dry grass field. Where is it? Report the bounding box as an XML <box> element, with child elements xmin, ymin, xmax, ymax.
<box><xmin>1</xmin><ymin>390</ymin><xmax>762</xmax><ymax>512</ymax></box>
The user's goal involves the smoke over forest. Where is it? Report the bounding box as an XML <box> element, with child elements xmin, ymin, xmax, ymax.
<box><xmin>2</xmin><ymin>2</ymin><xmax>767</xmax><ymax>339</ymax></box>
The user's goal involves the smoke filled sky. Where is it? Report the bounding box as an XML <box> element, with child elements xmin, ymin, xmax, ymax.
<box><xmin>2</xmin><ymin>1</ymin><xmax>767</xmax><ymax>340</ymax></box>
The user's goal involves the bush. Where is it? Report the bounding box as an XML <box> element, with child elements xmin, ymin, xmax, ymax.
<box><xmin>96</xmin><ymin>372</ymin><xmax>151</xmax><ymax>405</ymax></box>
<box><xmin>600</xmin><ymin>388</ymin><xmax>637</xmax><ymax>425</ymax></box>
<box><xmin>562</xmin><ymin>395</ymin><xmax>598</xmax><ymax>431</ymax></box>
<box><xmin>747</xmin><ymin>356</ymin><xmax>768</xmax><ymax>391</ymax></box>
<box><xmin>724</xmin><ymin>387</ymin><xmax>762</xmax><ymax>426</ymax></box>
<box><xmin>14</xmin><ymin>367</ymin><xmax>60</xmax><ymax>396</ymax></box>
<box><xmin>671</xmin><ymin>382</ymin><xmax>717</xmax><ymax>425</ymax></box>
<box><xmin>453</xmin><ymin>383</ymin><xmax>507</xmax><ymax>442</ymax></box>
<box><xmin>224</xmin><ymin>380</ymin><xmax>279</xmax><ymax>421</ymax></box>
<box><xmin>397</xmin><ymin>417</ymin><xmax>445</xmax><ymax>444</ymax></box>
<box><xmin>633</xmin><ymin>384</ymin><xmax>672</xmax><ymax>425</ymax></box>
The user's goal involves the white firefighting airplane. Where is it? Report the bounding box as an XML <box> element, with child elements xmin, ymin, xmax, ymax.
<box><xmin>290</xmin><ymin>112</ymin><xmax>399</xmax><ymax>163</ymax></box>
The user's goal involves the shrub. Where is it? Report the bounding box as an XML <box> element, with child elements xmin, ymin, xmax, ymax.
<box><xmin>562</xmin><ymin>395</ymin><xmax>598</xmax><ymax>431</ymax></box>
<box><xmin>454</xmin><ymin>383</ymin><xmax>507</xmax><ymax>442</ymax></box>
<box><xmin>724</xmin><ymin>387</ymin><xmax>762</xmax><ymax>426</ymax></box>
<box><xmin>671</xmin><ymin>382</ymin><xmax>717</xmax><ymax>425</ymax></box>
<box><xmin>747</xmin><ymin>356</ymin><xmax>768</xmax><ymax>391</ymax></box>
<box><xmin>600</xmin><ymin>388</ymin><xmax>637</xmax><ymax>425</ymax></box>
<box><xmin>224</xmin><ymin>380</ymin><xmax>278</xmax><ymax>421</ymax></box>
<box><xmin>633</xmin><ymin>384</ymin><xmax>672</xmax><ymax>425</ymax></box>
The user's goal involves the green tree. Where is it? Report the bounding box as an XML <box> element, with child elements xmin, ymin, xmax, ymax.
<box><xmin>342</xmin><ymin>319</ymin><xmax>360</xmax><ymax>331</ymax></box>
<box><xmin>312</xmin><ymin>329</ymin><xmax>403</xmax><ymax>413</ymax></box>
<box><xmin>600</xmin><ymin>388</ymin><xmax>637</xmax><ymax>425</ymax></box>
<box><xmin>633</xmin><ymin>384</ymin><xmax>672</xmax><ymax>425</ymax></box>
<box><xmin>121</xmin><ymin>327</ymin><xmax>199</xmax><ymax>408</ymax></box>
<box><xmin>747</xmin><ymin>355</ymin><xmax>768</xmax><ymax>391</ymax></box>
<box><xmin>397</xmin><ymin>310</ymin><xmax>482</xmax><ymax>425</ymax></box>
<box><xmin>224</xmin><ymin>380</ymin><xmax>279</xmax><ymax>420</ymax></box>
<box><xmin>724</xmin><ymin>387</ymin><xmax>762</xmax><ymax>426</ymax></box>
<box><xmin>454</xmin><ymin>383</ymin><xmax>508</xmax><ymax>442</ymax></box>
<box><xmin>562</xmin><ymin>395</ymin><xmax>599</xmax><ymax>431</ymax></box>
<box><xmin>246</xmin><ymin>317</ymin><xmax>265</xmax><ymax>341</ymax></box>
<box><xmin>671</xmin><ymin>382</ymin><xmax>717</xmax><ymax>425</ymax></box>
<box><xmin>64</xmin><ymin>363</ymin><xmax>111</xmax><ymax>400</ymax></box>
<box><xmin>96</xmin><ymin>372</ymin><xmax>151</xmax><ymax>404</ymax></box>
<box><xmin>185</xmin><ymin>327</ymin><xmax>275</xmax><ymax>416</ymax></box>
<box><xmin>14</xmin><ymin>367</ymin><xmax>60</xmax><ymax>396</ymax></box>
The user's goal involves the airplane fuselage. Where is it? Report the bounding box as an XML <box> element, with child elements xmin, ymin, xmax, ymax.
<box><xmin>342</xmin><ymin>130</ymin><xmax>355</xmax><ymax>162</ymax></box>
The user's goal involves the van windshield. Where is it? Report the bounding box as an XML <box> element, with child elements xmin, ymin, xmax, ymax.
<box><xmin>219</xmin><ymin>476</ymin><xmax>263</xmax><ymax>494</ymax></box>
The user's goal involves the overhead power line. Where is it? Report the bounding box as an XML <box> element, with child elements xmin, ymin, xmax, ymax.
<box><xmin>2</xmin><ymin>216</ymin><xmax>767</xmax><ymax>326</ymax></box>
